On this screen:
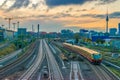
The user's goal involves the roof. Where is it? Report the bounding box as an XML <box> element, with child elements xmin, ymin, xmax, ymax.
<box><xmin>63</xmin><ymin>43</ymin><xmax>99</xmax><ymax>54</ymax></box>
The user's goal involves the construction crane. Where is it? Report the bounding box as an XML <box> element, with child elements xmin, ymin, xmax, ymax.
<box><xmin>4</xmin><ymin>16</ymin><xmax>28</xmax><ymax>30</ymax></box>
<box><xmin>4</xmin><ymin>15</ymin><xmax>36</xmax><ymax>30</ymax></box>
<box><xmin>5</xmin><ymin>18</ymin><xmax>13</xmax><ymax>30</ymax></box>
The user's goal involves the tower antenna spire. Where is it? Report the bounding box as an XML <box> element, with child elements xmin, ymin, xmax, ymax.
<box><xmin>106</xmin><ymin>7</ymin><xmax>109</xmax><ymax>33</ymax></box>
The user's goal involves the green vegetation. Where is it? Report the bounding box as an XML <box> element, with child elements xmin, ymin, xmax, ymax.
<box><xmin>107</xmin><ymin>66</ymin><xmax>120</xmax><ymax>77</ymax></box>
<box><xmin>87</xmin><ymin>45</ymin><xmax>114</xmax><ymax>52</ymax></box>
<box><xmin>0</xmin><ymin>33</ymin><xmax>36</xmax><ymax>58</ymax></box>
<box><xmin>0</xmin><ymin>39</ymin><xmax>8</xmax><ymax>45</ymax></box>
<box><xmin>96</xmin><ymin>39</ymin><xmax>105</xmax><ymax>44</ymax></box>
<box><xmin>74</xmin><ymin>33</ymin><xmax>80</xmax><ymax>43</ymax></box>
<box><xmin>81</xmin><ymin>41</ymin><xmax>120</xmax><ymax>67</ymax></box>
<box><xmin>103</xmin><ymin>54</ymin><xmax>120</xmax><ymax>66</ymax></box>
<box><xmin>14</xmin><ymin>40</ymin><xmax>29</xmax><ymax>49</ymax></box>
<box><xmin>0</xmin><ymin>44</ymin><xmax>16</xmax><ymax>58</ymax></box>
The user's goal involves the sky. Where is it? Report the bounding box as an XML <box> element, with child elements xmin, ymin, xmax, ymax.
<box><xmin>0</xmin><ymin>0</ymin><xmax>120</xmax><ymax>32</ymax></box>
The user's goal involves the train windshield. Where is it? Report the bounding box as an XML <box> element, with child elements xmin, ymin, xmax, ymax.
<box><xmin>93</xmin><ymin>54</ymin><xmax>101</xmax><ymax>60</ymax></box>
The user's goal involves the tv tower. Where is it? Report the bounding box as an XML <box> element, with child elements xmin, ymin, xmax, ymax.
<box><xmin>106</xmin><ymin>9</ymin><xmax>109</xmax><ymax>33</ymax></box>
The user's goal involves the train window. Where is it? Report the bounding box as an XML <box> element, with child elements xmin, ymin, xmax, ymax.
<box><xmin>93</xmin><ymin>54</ymin><xmax>101</xmax><ymax>60</ymax></box>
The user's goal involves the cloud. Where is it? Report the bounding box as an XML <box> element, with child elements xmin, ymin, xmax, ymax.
<box><xmin>45</xmin><ymin>0</ymin><xmax>117</xmax><ymax>7</ymax></box>
<box><xmin>81</xmin><ymin>11</ymin><xmax>120</xmax><ymax>19</ymax></box>
<box><xmin>45</xmin><ymin>0</ymin><xmax>95</xmax><ymax>7</ymax></box>
<box><xmin>100</xmin><ymin>0</ymin><xmax>117</xmax><ymax>3</ymax></box>
<box><xmin>109</xmin><ymin>12</ymin><xmax>120</xmax><ymax>18</ymax></box>
<box><xmin>31</xmin><ymin>3</ymin><xmax>39</xmax><ymax>9</ymax></box>
<box><xmin>81</xmin><ymin>14</ymin><xmax>105</xmax><ymax>18</ymax></box>
<box><xmin>97</xmin><ymin>0</ymin><xmax>117</xmax><ymax>5</ymax></box>
<box><xmin>0</xmin><ymin>0</ymin><xmax>8</xmax><ymax>8</ymax></box>
<box><xmin>9</xmin><ymin>0</ymin><xmax>30</xmax><ymax>10</ymax></box>
<box><xmin>66</xmin><ymin>8</ymin><xmax>73</xmax><ymax>13</ymax></box>
<box><xmin>52</xmin><ymin>13</ymin><xmax>73</xmax><ymax>19</ymax></box>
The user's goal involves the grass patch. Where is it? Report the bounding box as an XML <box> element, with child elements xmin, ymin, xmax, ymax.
<box><xmin>0</xmin><ymin>44</ymin><xmax>16</xmax><ymax>58</ymax></box>
<box><xmin>107</xmin><ymin>66</ymin><xmax>120</xmax><ymax>77</ymax></box>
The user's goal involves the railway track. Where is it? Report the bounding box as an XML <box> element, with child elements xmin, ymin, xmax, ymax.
<box><xmin>18</xmin><ymin>39</ymin><xmax>45</xmax><ymax>80</ymax></box>
<box><xmin>53</xmin><ymin>41</ymin><xmax>120</xmax><ymax>80</ymax></box>
<box><xmin>0</xmin><ymin>49</ymin><xmax>22</xmax><ymax>67</ymax></box>
<box><xmin>70</xmin><ymin>61</ymin><xmax>84</xmax><ymax>80</ymax></box>
<box><xmin>87</xmin><ymin>61</ymin><xmax>119</xmax><ymax>80</ymax></box>
<box><xmin>43</xmin><ymin>40</ymin><xmax>64</xmax><ymax>80</ymax></box>
<box><xmin>0</xmin><ymin>42</ymin><xmax>10</xmax><ymax>50</ymax></box>
<box><xmin>0</xmin><ymin>40</ymin><xmax>38</xmax><ymax>79</ymax></box>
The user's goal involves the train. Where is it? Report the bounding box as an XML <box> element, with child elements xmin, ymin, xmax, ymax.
<box><xmin>63</xmin><ymin>43</ymin><xmax>102</xmax><ymax>64</ymax></box>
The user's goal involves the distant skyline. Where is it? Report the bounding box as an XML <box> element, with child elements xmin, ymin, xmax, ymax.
<box><xmin>0</xmin><ymin>0</ymin><xmax>120</xmax><ymax>32</ymax></box>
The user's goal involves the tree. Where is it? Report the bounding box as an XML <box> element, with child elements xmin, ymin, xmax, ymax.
<box><xmin>74</xmin><ymin>33</ymin><xmax>79</xmax><ymax>44</ymax></box>
<box><xmin>96</xmin><ymin>39</ymin><xmax>105</xmax><ymax>44</ymax></box>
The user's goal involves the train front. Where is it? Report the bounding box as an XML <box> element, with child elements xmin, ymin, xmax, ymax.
<box><xmin>92</xmin><ymin>53</ymin><xmax>102</xmax><ymax>64</ymax></box>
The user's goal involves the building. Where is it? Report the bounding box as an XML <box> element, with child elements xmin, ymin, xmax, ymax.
<box><xmin>0</xmin><ymin>27</ymin><xmax>5</xmax><ymax>41</ymax></box>
<box><xmin>0</xmin><ymin>27</ymin><xmax>15</xmax><ymax>41</ymax></box>
<box><xmin>5</xmin><ymin>30</ymin><xmax>14</xmax><ymax>40</ymax></box>
<box><xmin>111</xmin><ymin>39</ymin><xmax>120</xmax><ymax>49</ymax></box>
<box><xmin>79</xmin><ymin>29</ymin><xmax>88</xmax><ymax>33</ymax></box>
<box><xmin>118</xmin><ymin>23</ymin><xmax>120</xmax><ymax>35</ymax></box>
<box><xmin>91</xmin><ymin>35</ymin><xmax>109</xmax><ymax>42</ymax></box>
<box><xmin>48</xmin><ymin>32</ymin><xmax>58</xmax><ymax>38</ymax></box>
<box><xmin>17</xmin><ymin>28</ymin><xmax>27</xmax><ymax>36</ymax></box>
<box><xmin>79</xmin><ymin>29</ymin><xmax>89</xmax><ymax>38</ymax></box>
<box><xmin>40</xmin><ymin>31</ymin><xmax>47</xmax><ymax>38</ymax></box>
<box><xmin>61</xmin><ymin>29</ymin><xmax>74</xmax><ymax>38</ymax></box>
<box><xmin>79</xmin><ymin>29</ymin><xmax>109</xmax><ymax>42</ymax></box>
<box><xmin>109</xmin><ymin>28</ymin><xmax>117</xmax><ymax>36</ymax></box>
